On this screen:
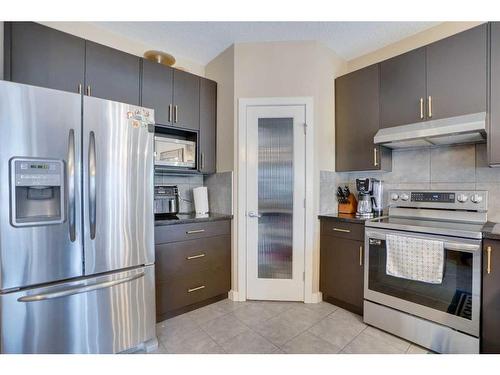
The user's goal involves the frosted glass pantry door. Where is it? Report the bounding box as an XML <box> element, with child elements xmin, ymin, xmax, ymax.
<box><xmin>246</xmin><ymin>105</ymin><xmax>306</xmax><ymax>301</ymax></box>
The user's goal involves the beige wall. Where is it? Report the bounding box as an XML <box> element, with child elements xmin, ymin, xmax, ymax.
<box><xmin>345</xmin><ymin>21</ymin><xmax>484</xmax><ymax>74</ymax></box>
<box><xmin>40</xmin><ymin>22</ymin><xmax>205</xmax><ymax>76</ymax></box>
<box><xmin>205</xmin><ymin>45</ymin><xmax>235</xmax><ymax>173</ymax></box>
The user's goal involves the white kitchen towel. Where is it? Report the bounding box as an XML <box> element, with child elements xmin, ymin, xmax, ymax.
<box><xmin>386</xmin><ymin>234</ymin><xmax>444</xmax><ymax>284</ymax></box>
<box><xmin>193</xmin><ymin>186</ymin><xmax>209</xmax><ymax>214</ymax></box>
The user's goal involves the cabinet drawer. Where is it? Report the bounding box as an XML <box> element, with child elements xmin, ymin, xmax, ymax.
<box><xmin>155</xmin><ymin>235</ymin><xmax>230</xmax><ymax>282</ymax></box>
<box><xmin>156</xmin><ymin>267</ymin><xmax>230</xmax><ymax>313</ymax></box>
<box><xmin>155</xmin><ymin>220</ymin><xmax>231</xmax><ymax>244</ymax></box>
<box><xmin>320</xmin><ymin>219</ymin><xmax>364</xmax><ymax>241</ymax></box>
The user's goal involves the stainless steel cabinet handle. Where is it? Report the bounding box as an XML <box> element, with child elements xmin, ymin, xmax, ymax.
<box><xmin>186</xmin><ymin>229</ymin><xmax>205</xmax><ymax>234</ymax></box>
<box><xmin>359</xmin><ymin>246</ymin><xmax>363</xmax><ymax>266</ymax></box>
<box><xmin>17</xmin><ymin>272</ymin><xmax>144</xmax><ymax>302</ymax></box>
<box><xmin>248</xmin><ymin>211</ymin><xmax>262</xmax><ymax>218</ymax></box>
<box><xmin>68</xmin><ymin>129</ymin><xmax>76</xmax><ymax>242</ymax></box>
<box><xmin>78</xmin><ymin>84</ymin><xmax>82</xmax><ymax>94</ymax></box>
<box><xmin>420</xmin><ymin>98</ymin><xmax>424</xmax><ymax>119</ymax></box>
<box><xmin>373</xmin><ymin>148</ymin><xmax>378</xmax><ymax>167</ymax></box>
<box><xmin>86</xmin><ymin>85</ymin><xmax>91</xmax><ymax>96</ymax></box>
<box><xmin>333</xmin><ymin>228</ymin><xmax>350</xmax><ymax>233</ymax></box>
<box><xmin>88</xmin><ymin>131</ymin><xmax>97</xmax><ymax>240</ymax></box>
<box><xmin>174</xmin><ymin>105</ymin><xmax>178</xmax><ymax>123</ymax></box>
<box><xmin>428</xmin><ymin>96</ymin><xmax>432</xmax><ymax>118</ymax></box>
<box><xmin>487</xmin><ymin>246</ymin><xmax>492</xmax><ymax>274</ymax></box>
<box><xmin>168</xmin><ymin>104</ymin><xmax>173</xmax><ymax>123</ymax></box>
<box><xmin>201</xmin><ymin>152</ymin><xmax>205</xmax><ymax>170</ymax></box>
<box><xmin>187</xmin><ymin>253</ymin><xmax>206</xmax><ymax>260</ymax></box>
<box><xmin>188</xmin><ymin>285</ymin><xmax>206</xmax><ymax>293</ymax></box>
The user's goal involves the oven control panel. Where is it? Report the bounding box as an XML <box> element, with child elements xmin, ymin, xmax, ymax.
<box><xmin>411</xmin><ymin>192</ymin><xmax>455</xmax><ymax>203</ymax></box>
<box><xmin>388</xmin><ymin>190</ymin><xmax>488</xmax><ymax>211</ymax></box>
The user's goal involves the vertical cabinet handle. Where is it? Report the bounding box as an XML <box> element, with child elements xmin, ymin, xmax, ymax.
<box><xmin>168</xmin><ymin>104</ymin><xmax>173</xmax><ymax>123</ymax></box>
<box><xmin>373</xmin><ymin>148</ymin><xmax>378</xmax><ymax>167</ymax></box>
<box><xmin>86</xmin><ymin>85</ymin><xmax>91</xmax><ymax>96</ymax></box>
<box><xmin>174</xmin><ymin>105</ymin><xmax>178</xmax><ymax>123</ymax></box>
<box><xmin>359</xmin><ymin>246</ymin><xmax>363</xmax><ymax>266</ymax></box>
<box><xmin>420</xmin><ymin>98</ymin><xmax>424</xmax><ymax>119</ymax></box>
<box><xmin>201</xmin><ymin>152</ymin><xmax>205</xmax><ymax>170</ymax></box>
<box><xmin>428</xmin><ymin>96</ymin><xmax>432</xmax><ymax>118</ymax></box>
<box><xmin>487</xmin><ymin>246</ymin><xmax>492</xmax><ymax>275</ymax></box>
<box><xmin>78</xmin><ymin>84</ymin><xmax>82</xmax><ymax>95</ymax></box>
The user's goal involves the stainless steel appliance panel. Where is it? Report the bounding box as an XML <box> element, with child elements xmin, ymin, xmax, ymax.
<box><xmin>0</xmin><ymin>265</ymin><xmax>155</xmax><ymax>353</ymax></box>
<box><xmin>83</xmin><ymin>97</ymin><xmax>154</xmax><ymax>274</ymax></box>
<box><xmin>364</xmin><ymin>228</ymin><xmax>481</xmax><ymax>337</ymax></box>
<box><xmin>0</xmin><ymin>81</ymin><xmax>83</xmax><ymax>290</ymax></box>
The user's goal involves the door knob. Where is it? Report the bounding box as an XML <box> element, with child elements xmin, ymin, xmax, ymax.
<box><xmin>248</xmin><ymin>211</ymin><xmax>262</xmax><ymax>218</ymax></box>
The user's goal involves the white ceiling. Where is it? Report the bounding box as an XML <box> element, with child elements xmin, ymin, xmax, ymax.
<box><xmin>92</xmin><ymin>22</ymin><xmax>440</xmax><ymax>65</ymax></box>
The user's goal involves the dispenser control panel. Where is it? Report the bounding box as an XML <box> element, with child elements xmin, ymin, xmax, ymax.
<box><xmin>10</xmin><ymin>157</ymin><xmax>65</xmax><ymax>227</ymax></box>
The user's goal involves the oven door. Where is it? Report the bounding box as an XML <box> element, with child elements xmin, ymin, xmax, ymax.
<box><xmin>364</xmin><ymin>228</ymin><xmax>481</xmax><ymax>337</ymax></box>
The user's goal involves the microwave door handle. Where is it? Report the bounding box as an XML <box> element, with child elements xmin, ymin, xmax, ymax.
<box><xmin>68</xmin><ymin>129</ymin><xmax>76</xmax><ymax>242</ymax></box>
<box><xmin>88</xmin><ymin>131</ymin><xmax>96</xmax><ymax>240</ymax></box>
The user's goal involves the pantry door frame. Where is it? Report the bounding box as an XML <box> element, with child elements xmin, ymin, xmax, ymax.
<box><xmin>235</xmin><ymin>97</ymin><xmax>315</xmax><ymax>303</ymax></box>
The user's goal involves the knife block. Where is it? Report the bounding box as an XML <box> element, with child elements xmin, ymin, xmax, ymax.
<box><xmin>338</xmin><ymin>193</ymin><xmax>358</xmax><ymax>214</ymax></box>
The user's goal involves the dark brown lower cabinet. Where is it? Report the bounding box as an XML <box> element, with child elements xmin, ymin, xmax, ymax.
<box><xmin>320</xmin><ymin>221</ymin><xmax>364</xmax><ymax>315</ymax></box>
<box><xmin>481</xmin><ymin>239</ymin><xmax>500</xmax><ymax>353</ymax></box>
<box><xmin>155</xmin><ymin>220</ymin><xmax>231</xmax><ymax>321</ymax></box>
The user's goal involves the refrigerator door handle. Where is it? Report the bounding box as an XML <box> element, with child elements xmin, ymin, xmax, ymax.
<box><xmin>88</xmin><ymin>131</ymin><xmax>97</xmax><ymax>240</ymax></box>
<box><xmin>68</xmin><ymin>129</ymin><xmax>76</xmax><ymax>242</ymax></box>
<box><xmin>17</xmin><ymin>272</ymin><xmax>145</xmax><ymax>302</ymax></box>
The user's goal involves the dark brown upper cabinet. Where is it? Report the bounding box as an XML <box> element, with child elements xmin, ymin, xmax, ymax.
<box><xmin>380</xmin><ymin>47</ymin><xmax>427</xmax><ymax>129</ymax></box>
<box><xmin>481</xmin><ymin>239</ymin><xmax>500</xmax><ymax>353</ymax></box>
<box><xmin>489</xmin><ymin>22</ymin><xmax>500</xmax><ymax>166</ymax></box>
<box><xmin>199</xmin><ymin>78</ymin><xmax>217</xmax><ymax>174</ymax></box>
<box><xmin>335</xmin><ymin>64</ymin><xmax>391</xmax><ymax>172</ymax></box>
<box><xmin>380</xmin><ymin>24</ymin><xmax>487</xmax><ymax>129</ymax></box>
<box><xmin>172</xmin><ymin>70</ymin><xmax>200</xmax><ymax>131</ymax></box>
<box><xmin>84</xmin><ymin>41</ymin><xmax>140</xmax><ymax>105</ymax></box>
<box><xmin>141</xmin><ymin>59</ymin><xmax>174</xmax><ymax>126</ymax></box>
<box><xmin>4</xmin><ymin>22</ymin><xmax>85</xmax><ymax>94</ymax></box>
<box><xmin>426</xmin><ymin>23</ymin><xmax>487</xmax><ymax>121</ymax></box>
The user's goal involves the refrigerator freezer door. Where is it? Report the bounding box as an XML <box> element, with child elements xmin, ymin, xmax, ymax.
<box><xmin>0</xmin><ymin>81</ymin><xmax>83</xmax><ymax>290</ymax></box>
<box><xmin>0</xmin><ymin>265</ymin><xmax>156</xmax><ymax>353</ymax></box>
<box><xmin>83</xmin><ymin>97</ymin><xmax>154</xmax><ymax>274</ymax></box>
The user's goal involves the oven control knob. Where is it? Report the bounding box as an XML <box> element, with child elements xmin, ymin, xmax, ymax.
<box><xmin>390</xmin><ymin>193</ymin><xmax>399</xmax><ymax>201</ymax></box>
<box><xmin>471</xmin><ymin>194</ymin><xmax>483</xmax><ymax>204</ymax></box>
<box><xmin>400</xmin><ymin>193</ymin><xmax>409</xmax><ymax>201</ymax></box>
<box><xmin>457</xmin><ymin>194</ymin><xmax>468</xmax><ymax>203</ymax></box>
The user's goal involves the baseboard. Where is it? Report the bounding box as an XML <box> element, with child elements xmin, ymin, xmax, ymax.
<box><xmin>305</xmin><ymin>291</ymin><xmax>323</xmax><ymax>304</ymax></box>
<box><xmin>229</xmin><ymin>289</ymin><xmax>245</xmax><ymax>301</ymax></box>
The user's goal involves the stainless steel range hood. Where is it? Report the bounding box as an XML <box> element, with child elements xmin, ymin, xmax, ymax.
<box><xmin>373</xmin><ymin>112</ymin><xmax>487</xmax><ymax>149</ymax></box>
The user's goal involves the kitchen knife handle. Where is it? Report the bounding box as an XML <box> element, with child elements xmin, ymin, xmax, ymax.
<box><xmin>68</xmin><ymin>129</ymin><xmax>76</xmax><ymax>242</ymax></box>
<box><xmin>89</xmin><ymin>131</ymin><xmax>97</xmax><ymax>240</ymax></box>
<box><xmin>487</xmin><ymin>246</ymin><xmax>492</xmax><ymax>274</ymax></box>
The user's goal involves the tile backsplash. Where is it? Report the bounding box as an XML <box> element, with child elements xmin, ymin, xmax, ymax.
<box><xmin>321</xmin><ymin>143</ymin><xmax>500</xmax><ymax>222</ymax></box>
<box><xmin>154</xmin><ymin>172</ymin><xmax>233</xmax><ymax>214</ymax></box>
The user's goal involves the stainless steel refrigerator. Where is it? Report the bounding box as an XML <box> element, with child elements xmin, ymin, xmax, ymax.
<box><xmin>0</xmin><ymin>80</ymin><xmax>156</xmax><ymax>354</ymax></box>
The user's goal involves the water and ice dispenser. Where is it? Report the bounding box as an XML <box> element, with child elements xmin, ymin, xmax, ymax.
<box><xmin>10</xmin><ymin>158</ymin><xmax>65</xmax><ymax>227</ymax></box>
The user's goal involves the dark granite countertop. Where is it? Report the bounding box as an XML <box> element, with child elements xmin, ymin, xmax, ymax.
<box><xmin>155</xmin><ymin>212</ymin><xmax>233</xmax><ymax>226</ymax></box>
<box><xmin>318</xmin><ymin>213</ymin><xmax>381</xmax><ymax>224</ymax></box>
<box><xmin>482</xmin><ymin>221</ymin><xmax>500</xmax><ymax>240</ymax></box>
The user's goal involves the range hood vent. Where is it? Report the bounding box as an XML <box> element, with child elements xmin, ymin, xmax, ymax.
<box><xmin>373</xmin><ymin>112</ymin><xmax>487</xmax><ymax>149</ymax></box>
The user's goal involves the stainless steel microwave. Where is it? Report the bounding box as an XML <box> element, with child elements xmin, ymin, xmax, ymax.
<box><xmin>154</xmin><ymin>136</ymin><xmax>196</xmax><ymax>168</ymax></box>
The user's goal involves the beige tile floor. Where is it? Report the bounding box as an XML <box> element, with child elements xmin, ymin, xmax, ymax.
<box><xmin>149</xmin><ymin>299</ymin><xmax>432</xmax><ymax>354</ymax></box>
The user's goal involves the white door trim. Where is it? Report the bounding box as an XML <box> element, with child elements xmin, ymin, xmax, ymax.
<box><xmin>235</xmin><ymin>97</ymin><xmax>315</xmax><ymax>303</ymax></box>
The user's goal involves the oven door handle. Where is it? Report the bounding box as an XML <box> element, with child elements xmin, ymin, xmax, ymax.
<box><xmin>365</xmin><ymin>230</ymin><xmax>481</xmax><ymax>253</ymax></box>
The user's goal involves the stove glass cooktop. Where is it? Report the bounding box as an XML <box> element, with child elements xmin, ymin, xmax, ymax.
<box><xmin>365</xmin><ymin>216</ymin><xmax>484</xmax><ymax>239</ymax></box>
